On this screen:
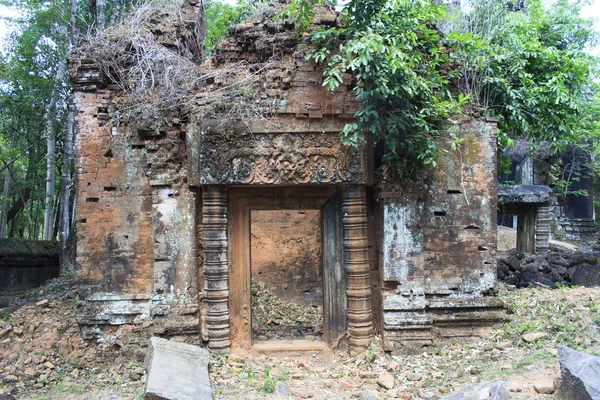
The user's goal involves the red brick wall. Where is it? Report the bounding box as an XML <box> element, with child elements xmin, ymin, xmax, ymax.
<box><xmin>74</xmin><ymin>91</ymin><xmax>154</xmax><ymax>295</ymax></box>
<box><xmin>251</xmin><ymin>209</ymin><xmax>322</xmax><ymax>306</ymax></box>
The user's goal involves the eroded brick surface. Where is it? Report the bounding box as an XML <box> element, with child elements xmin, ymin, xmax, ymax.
<box><xmin>378</xmin><ymin>118</ymin><xmax>507</xmax><ymax>353</ymax></box>
<box><xmin>70</xmin><ymin>2</ymin><xmax>505</xmax><ymax>351</ymax></box>
<box><xmin>251</xmin><ymin>210</ymin><xmax>322</xmax><ymax>306</ymax></box>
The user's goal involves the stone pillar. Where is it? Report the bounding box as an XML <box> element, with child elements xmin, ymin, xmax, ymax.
<box><xmin>517</xmin><ymin>207</ymin><xmax>536</xmax><ymax>253</ymax></box>
<box><xmin>342</xmin><ymin>186</ymin><xmax>374</xmax><ymax>354</ymax></box>
<box><xmin>202</xmin><ymin>186</ymin><xmax>230</xmax><ymax>353</ymax></box>
<box><xmin>536</xmin><ymin>205</ymin><xmax>550</xmax><ymax>256</ymax></box>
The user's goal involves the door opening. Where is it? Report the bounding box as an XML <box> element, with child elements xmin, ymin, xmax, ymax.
<box><xmin>250</xmin><ymin>209</ymin><xmax>324</xmax><ymax>343</ymax></box>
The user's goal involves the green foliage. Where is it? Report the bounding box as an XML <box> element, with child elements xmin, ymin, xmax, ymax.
<box><xmin>448</xmin><ymin>0</ymin><xmax>598</xmax><ymax>154</ymax></box>
<box><xmin>0</xmin><ymin>0</ymin><xmax>71</xmax><ymax>238</ymax></box>
<box><xmin>500</xmin><ymin>290</ymin><xmax>598</xmax><ymax>349</ymax></box>
<box><xmin>307</xmin><ymin>0</ymin><xmax>465</xmax><ymax>178</ymax></box>
<box><xmin>204</xmin><ymin>0</ymin><xmax>268</xmax><ymax>57</ymax></box>
<box><xmin>260</xmin><ymin>366</ymin><xmax>276</xmax><ymax>393</ymax></box>
<box><xmin>280</xmin><ymin>0</ymin><xmax>324</xmax><ymax>35</ymax></box>
<box><xmin>293</xmin><ymin>0</ymin><xmax>600</xmax><ymax>180</ymax></box>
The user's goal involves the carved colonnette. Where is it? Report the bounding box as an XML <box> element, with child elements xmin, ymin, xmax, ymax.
<box><xmin>202</xmin><ymin>186</ymin><xmax>230</xmax><ymax>353</ymax></box>
<box><xmin>535</xmin><ymin>205</ymin><xmax>551</xmax><ymax>256</ymax></box>
<box><xmin>342</xmin><ymin>187</ymin><xmax>375</xmax><ymax>353</ymax></box>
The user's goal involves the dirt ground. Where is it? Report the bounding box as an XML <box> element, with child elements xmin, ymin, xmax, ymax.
<box><xmin>1</xmin><ymin>275</ymin><xmax>599</xmax><ymax>399</ymax></box>
<box><xmin>497</xmin><ymin>226</ymin><xmax>517</xmax><ymax>252</ymax></box>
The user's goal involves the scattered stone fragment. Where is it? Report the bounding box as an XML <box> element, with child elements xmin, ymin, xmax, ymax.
<box><xmin>533</xmin><ymin>378</ymin><xmax>556</xmax><ymax>394</ymax></box>
<box><xmin>340</xmin><ymin>380</ymin><xmax>357</xmax><ymax>389</ymax></box>
<box><xmin>387</xmin><ymin>361</ymin><xmax>399</xmax><ymax>371</ymax></box>
<box><xmin>35</xmin><ymin>299</ymin><xmax>49</xmax><ymax>307</ymax></box>
<box><xmin>377</xmin><ymin>372</ymin><xmax>395</xmax><ymax>389</ymax></box>
<box><xmin>275</xmin><ymin>381</ymin><xmax>291</xmax><ymax>397</ymax></box>
<box><xmin>23</xmin><ymin>368</ymin><xmax>35</xmax><ymax>377</ymax></box>
<box><xmin>407</xmin><ymin>372</ymin><xmax>422</xmax><ymax>381</ymax></box>
<box><xmin>441</xmin><ymin>381</ymin><xmax>511</xmax><ymax>400</ymax></box>
<box><xmin>290</xmin><ymin>387</ymin><xmax>315</xmax><ymax>398</ymax></box>
<box><xmin>298</xmin><ymin>362</ymin><xmax>310</xmax><ymax>370</ymax></box>
<box><xmin>359</xmin><ymin>371</ymin><xmax>378</xmax><ymax>378</ymax></box>
<box><xmin>522</xmin><ymin>332</ymin><xmax>548</xmax><ymax>343</ymax></box>
<box><xmin>496</xmin><ymin>341</ymin><xmax>512</xmax><ymax>350</ymax></box>
<box><xmin>360</xmin><ymin>390</ymin><xmax>383</xmax><ymax>400</ymax></box>
<box><xmin>508</xmin><ymin>384</ymin><xmax>522</xmax><ymax>393</ymax></box>
<box><xmin>557</xmin><ymin>345</ymin><xmax>600</xmax><ymax>400</ymax></box>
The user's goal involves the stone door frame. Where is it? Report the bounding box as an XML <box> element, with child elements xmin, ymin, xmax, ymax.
<box><xmin>202</xmin><ymin>185</ymin><xmax>374</xmax><ymax>354</ymax></box>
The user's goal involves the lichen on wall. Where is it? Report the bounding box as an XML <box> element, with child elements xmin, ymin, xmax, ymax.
<box><xmin>379</xmin><ymin>117</ymin><xmax>507</xmax><ymax>353</ymax></box>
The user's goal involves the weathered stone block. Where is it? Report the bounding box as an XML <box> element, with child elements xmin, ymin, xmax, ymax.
<box><xmin>557</xmin><ymin>346</ymin><xmax>600</xmax><ymax>400</ymax></box>
<box><xmin>145</xmin><ymin>337</ymin><xmax>212</xmax><ymax>400</ymax></box>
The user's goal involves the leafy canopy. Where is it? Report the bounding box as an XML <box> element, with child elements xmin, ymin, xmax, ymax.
<box><xmin>289</xmin><ymin>0</ymin><xmax>599</xmax><ymax>180</ymax></box>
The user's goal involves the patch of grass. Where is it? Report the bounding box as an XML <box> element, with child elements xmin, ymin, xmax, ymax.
<box><xmin>260</xmin><ymin>367</ymin><xmax>276</xmax><ymax>393</ymax></box>
<box><xmin>366</xmin><ymin>343</ymin><xmax>378</xmax><ymax>363</ymax></box>
<box><xmin>498</xmin><ymin>289</ymin><xmax>598</xmax><ymax>350</ymax></box>
<box><xmin>278</xmin><ymin>368</ymin><xmax>290</xmax><ymax>382</ymax></box>
<box><xmin>67</xmin><ymin>384</ymin><xmax>85</xmax><ymax>394</ymax></box>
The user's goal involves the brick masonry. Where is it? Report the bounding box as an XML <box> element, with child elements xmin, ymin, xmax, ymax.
<box><xmin>378</xmin><ymin>118</ymin><xmax>507</xmax><ymax>353</ymax></box>
<box><xmin>70</xmin><ymin>2</ymin><xmax>506</xmax><ymax>351</ymax></box>
<box><xmin>251</xmin><ymin>209</ymin><xmax>322</xmax><ymax>306</ymax></box>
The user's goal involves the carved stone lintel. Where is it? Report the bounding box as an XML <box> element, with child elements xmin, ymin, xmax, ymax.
<box><xmin>536</xmin><ymin>205</ymin><xmax>550</xmax><ymax>256</ymax></box>
<box><xmin>202</xmin><ymin>186</ymin><xmax>230</xmax><ymax>353</ymax></box>
<box><xmin>342</xmin><ymin>186</ymin><xmax>374</xmax><ymax>354</ymax></box>
<box><xmin>193</xmin><ymin>128</ymin><xmax>368</xmax><ymax>185</ymax></box>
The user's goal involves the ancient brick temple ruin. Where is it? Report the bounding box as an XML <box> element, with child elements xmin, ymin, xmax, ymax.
<box><xmin>70</xmin><ymin>2</ymin><xmax>506</xmax><ymax>354</ymax></box>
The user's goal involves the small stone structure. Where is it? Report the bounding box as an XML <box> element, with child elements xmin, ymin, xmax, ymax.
<box><xmin>498</xmin><ymin>185</ymin><xmax>552</xmax><ymax>255</ymax></box>
<box><xmin>500</xmin><ymin>141</ymin><xmax>596</xmax><ymax>243</ymax></box>
<box><xmin>69</xmin><ymin>2</ymin><xmax>507</xmax><ymax>354</ymax></box>
<box><xmin>0</xmin><ymin>239</ymin><xmax>59</xmax><ymax>292</ymax></box>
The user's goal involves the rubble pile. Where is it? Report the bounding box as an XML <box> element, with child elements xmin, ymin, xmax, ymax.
<box><xmin>251</xmin><ymin>282</ymin><xmax>323</xmax><ymax>340</ymax></box>
<box><xmin>498</xmin><ymin>245</ymin><xmax>600</xmax><ymax>288</ymax></box>
<box><xmin>0</xmin><ymin>277</ymin><xmax>146</xmax><ymax>398</ymax></box>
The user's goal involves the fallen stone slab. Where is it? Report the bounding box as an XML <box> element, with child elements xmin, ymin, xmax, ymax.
<box><xmin>557</xmin><ymin>346</ymin><xmax>600</xmax><ymax>400</ymax></box>
<box><xmin>440</xmin><ymin>381</ymin><xmax>511</xmax><ymax>400</ymax></box>
<box><xmin>145</xmin><ymin>337</ymin><xmax>212</xmax><ymax>400</ymax></box>
<box><xmin>522</xmin><ymin>332</ymin><xmax>548</xmax><ymax>343</ymax></box>
<box><xmin>533</xmin><ymin>377</ymin><xmax>556</xmax><ymax>394</ymax></box>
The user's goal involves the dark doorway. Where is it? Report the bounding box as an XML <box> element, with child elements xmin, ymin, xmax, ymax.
<box><xmin>228</xmin><ymin>186</ymin><xmax>351</xmax><ymax>351</ymax></box>
<box><xmin>250</xmin><ymin>209</ymin><xmax>324</xmax><ymax>342</ymax></box>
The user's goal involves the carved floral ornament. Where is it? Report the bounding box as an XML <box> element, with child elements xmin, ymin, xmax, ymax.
<box><xmin>196</xmin><ymin>128</ymin><xmax>368</xmax><ymax>185</ymax></box>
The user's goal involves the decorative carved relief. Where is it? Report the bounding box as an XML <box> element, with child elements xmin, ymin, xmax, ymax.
<box><xmin>342</xmin><ymin>187</ymin><xmax>374</xmax><ymax>354</ymax></box>
<box><xmin>202</xmin><ymin>186</ymin><xmax>230</xmax><ymax>353</ymax></box>
<box><xmin>197</xmin><ymin>130</ymin><xmax>367</xmax><ymax>185</ymax></box>
<box><xmin>536</xmin><ymin>205</ymin><xmax>550</xmax><ymax>256</ymax></box>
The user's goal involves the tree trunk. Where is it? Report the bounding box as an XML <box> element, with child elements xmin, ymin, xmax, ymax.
<box><xmin>42</xmin><ymin>58</ymin><xmax>66</xmax><ymax>241</ymax></box>
<box><xmin>109</xmin><ymin>0</ymin><xmax>123</xmax><ymax>26</ymax></box>
<box><xmin>52</xmin><ymin>193</ymin><xmax>60</xmax><ymax>240</ymax></box>
<box><xmin>0</xmin><ymin>170</ymin><xmax>11</xmax><ymax>238</ymax></box>
<box><xmin>70</xmin><ymin>0</ymin><xmax>78</xmax><ymax>45</ymax></box>
<box><xmin>0</xmin><ymin>132</ymin><xmax>17</xmax><ymax>238</ymax></box>
<box><xmin>59</xmin><ymin>101</ymin><xmax>75</xmax><ymax>273</ymax></box>
<box><xmin>96</xmin><ymin>0</ymin><xmax>107</xmax><ymax>31</ymax></box>
<box><xmin>186</xmin><ymin>0</ymin><xmax>206</xmax><ymax>63</ymax></box>
<box><xmin>88</xmin><ymin>0</ymin><xmax>97</xmax><ymax>29</ymax></box>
